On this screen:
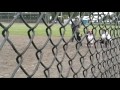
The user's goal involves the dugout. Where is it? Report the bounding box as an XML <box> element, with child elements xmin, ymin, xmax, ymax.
<box><xmin>0</xmin><ymin>12</ymin><xmax>48</xmax><ymax>23</ymax></box>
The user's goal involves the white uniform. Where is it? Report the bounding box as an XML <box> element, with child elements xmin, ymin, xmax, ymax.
<box><xmin>101</xmin><ymin>33</ymin><xmax>106</xmax><ymax>39</ymax></box>
<box><xmin>87</xmin><ymin>34</ymin><xmax>94</xmax><ymax>43</ymax></box>
<box><xmin>106</xmin><ymin>32</ymin><xmax>112</xmax><ymax>41</ymax></box>
<box><xmin>101</xmin><ymin>32</ymin><xmax>112</xmax><ymax>41</ymax></box>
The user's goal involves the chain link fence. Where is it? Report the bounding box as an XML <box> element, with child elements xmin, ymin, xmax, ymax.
<box><xmin>0</xmin><ymin>12</ymin><xmax>120</xmax><ymax>78</ymax></box>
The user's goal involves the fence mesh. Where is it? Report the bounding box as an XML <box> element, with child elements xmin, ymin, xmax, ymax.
<box><xmin>0</xmin><ymin>12</ymin><xmax>120</xmax><ymax>78</ymax></box>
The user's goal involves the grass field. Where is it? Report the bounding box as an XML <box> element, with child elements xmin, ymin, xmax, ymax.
<box><xmin>0</xmin><ymin>23</ymin><xmax>115</xmax><ymax>38</ymax></box>
<box><xmin>0</xmin><ymin>22</ymin><xmax>119</xmax><ymax>78</ymax></box>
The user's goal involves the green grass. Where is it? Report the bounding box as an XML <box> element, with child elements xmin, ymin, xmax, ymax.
<box><xmin>0</xmin><ymin>23</ymin><xmax>116</xmax><ymax>38</ymax></box>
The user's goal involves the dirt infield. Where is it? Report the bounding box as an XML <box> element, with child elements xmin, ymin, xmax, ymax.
<box><xmin>0</xmin><ymin>35</ymin><xmax>116</xmax><ymax>78</ymax></box>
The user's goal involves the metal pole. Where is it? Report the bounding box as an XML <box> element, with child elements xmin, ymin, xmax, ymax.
<box><xmin>8</xmin><ymin>13</ymin><xmax>9</xmax><ymax>22</ymax></box>
<box><xmin>30</xmin><ymin>12</ymin><xmax>31</xmax><ymax>23</ymax></box>
<box><xmin>61</xmin><ymin>12</ymin><xmax>63</xmax><ymax>23</ymax></box>
<box><xmin>44</xmin><ymin>12</ymin><xmax>47</xmax><ymax>23</ymax></box>
<box><xmin>61</xmin><ymin>12</ymin><xmax>62</xmax><ymax>17</ymax></box>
